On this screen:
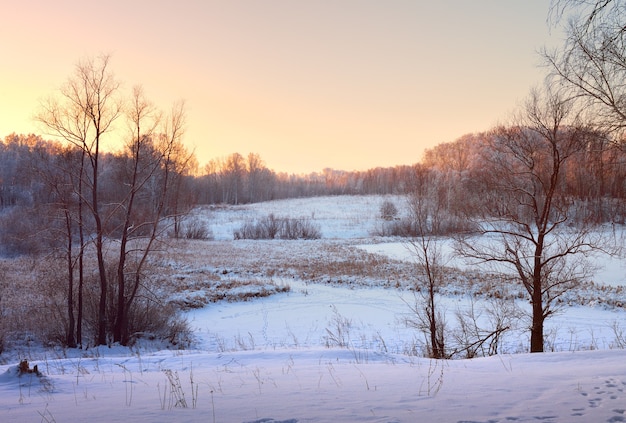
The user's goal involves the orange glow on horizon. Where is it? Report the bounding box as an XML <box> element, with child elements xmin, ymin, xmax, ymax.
<box><xmin>1</xmin><ymin>1</ymin><xmax>558</xmax><ymax>174</ymax></box>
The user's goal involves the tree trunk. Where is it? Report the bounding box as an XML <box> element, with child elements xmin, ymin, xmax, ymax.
<box><xmin>429</xmin><ymin>285</ymin><xmax>440</xmax><ymax>358</ymax></box>
<box><xmin>96</xmin><ymin>229</ymin><xmax>107</xmax><ymax>346</ymax></box>
<box><xmin>77</xmin><ymin>242</ymin><xmax>84</xmax><ymax>347</ymax></box>
<box><xmin>65</xmin><ymin>210</ymin><xmax>76</xmax><ymax>348</ymax></box>
<box><xmin>530</xmin><ymin>278</ymin><xmax>544</xmax><ymax>353</ymax></box>
<box><xmin>94</xmin><ymin>158</ymin><xmax>107</xmax><ymax>346</ymax></box>
<box><xmin>113</xmin><ymin>246</ymin><xmax>126</xmax><ymax>344</ymax></box>
<box><xmin>77</xmin><ymin>153</ymin><xmax>85</xmax><ymax>348</ymax></box>
<box><xmin>114</xmin><ymin>219</ymin><xmax>133</xmax><ymax>344</ymax></box>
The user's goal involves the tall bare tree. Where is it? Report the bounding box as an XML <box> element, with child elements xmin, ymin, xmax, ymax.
<box><xmin>163</xmin><ymin>102</ymin><xmax>196</xmax><ymax>239</ymax></box>
<box><xmin>403</xmin><ymin>167</ymin><xmax>448</xmax><ymax>359</ymax></box>
<box><xmin>109</xmin><ymin>90</ymin><xmax>191</xmax><ymax>344</ymax></box>
<box><xmin>37</xmin><ymin>55</ymin><xmax>121</xmax><ymax>346</ymax></box>
<box><xmin>111</xmin><ymin>86</ymin><xmax>160</xmax><ymax>344</ymax></box>
<box><xmin>456</xmin><ymin>87</ymin><xmax>599</xmax><ymax>353</ymax></box>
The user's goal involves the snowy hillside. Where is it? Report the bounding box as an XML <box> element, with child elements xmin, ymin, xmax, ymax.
<box><xmin>1</xmin><ymin>195</ymin><xmax>626</xmax><ymax>422</ymax></box>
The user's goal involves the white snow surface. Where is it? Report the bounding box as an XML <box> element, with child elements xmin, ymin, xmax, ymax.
<box><xmin>2</xmin><ymin>195</ymin><xmax>626</xmax><ymax>423</ymax></box>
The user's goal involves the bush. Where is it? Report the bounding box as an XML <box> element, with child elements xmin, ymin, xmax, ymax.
<box><xmin>375</xmin><ymin>217</ymin><xmax>417</xmax><ymax>237</ymax></box>
<box><xmin>234</xmin><ymin>214</ymin><xmax>321</xmax><ymax>240</ymax></box>
<box><xmin>281</xmin><ymin>217</ymin><xmax>322</xmax><ymax>239</ymax></box>
<box><xmin>126</xmin><ymin>300</ymin><xmax>193</xmax><ymax>347</ymax></box>
<box><xmin>379</xmin><ymin>200</ymin><xmax>399</xmax><ymax>221</ymax></box>
<box><xmin>105</xmin><ymin>262</ymin><xmax>194</xmax><ymax>347</ymax></box>
<box><xmin>181</xmin><ymin>217</ymin><xmax>213</xmax><ymax>240</ymax></box>
<box><xmin>234</xmin><ymin>220</ymin><xmax>269</xmax><ymax>240</ymax></box>
<box><xmin>375</xmin><ymin>214</ymin><xmax>478</xmax><ymax>237</ymax></box>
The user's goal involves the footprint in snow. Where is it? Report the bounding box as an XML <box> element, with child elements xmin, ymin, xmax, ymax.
<box><xmin>573</xmin><ymin>378</ymin><xmax>626</xmax><ymax>422</ymax></box>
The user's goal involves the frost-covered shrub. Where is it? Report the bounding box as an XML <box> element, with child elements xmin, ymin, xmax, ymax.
<box><xmin>125</xmin><ymin>300</ymin><xmax>193</xmax><ymax>347</ymax></box>
<box><xmin>379</xmin><ymin>199</ymin><xmax>399</xmax><ymax>221</ymax></box>
<box><xmin>234</xmin><ymin>220</ymin><xmax>269</xmax><ymax>240</ymax></box>
<box><xmin>102</xmin><ymin>262</ymin><xmax>194</xmax><ymax>347</ymax></box>
<box><xmin>375</xmin><ymin>214</ymin><xmax>478</xmax><ymax>237</ymax></box>
<box><xmin>181</xmin><ymin>217</ymin><xmax>213</xmax><ymax>240</ymax></box>
<box><xmin>234</xmin><ymin>214</ymin><xmax>321</xmax><ymax>240</ymax></box>
<box><xmin>281</xmin><ymin>217</ymin><xmax>321</xmax><ymax>239</ymax></box>
<box><xmin>432</xmin><ymin>214</ymin><xmax>479</xmax><ymax>235</ymax></box>
<box><xmin>375</xmin><ymin>217</ymin><xmax>417</xmax><ymax>237</ymax></box>
<box><xmin>567</xmin><ymin>198</ymin><xmax>626</xmax><ymax>225</ymax></box>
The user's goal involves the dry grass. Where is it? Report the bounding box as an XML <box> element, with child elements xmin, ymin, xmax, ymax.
<box><xmin>153</xmin><ymin>238</ymin><xmax>626</xmax><ymax>310</ymax></box>
<box><xmin>0</xmin><ymin>247</ymin><xmax>194</xmax><ymax>350</ymax></box>
<box><xmin>155</xmin><ymin>239</ymin><xmax>415</xmax><ymax>289</ymax></box>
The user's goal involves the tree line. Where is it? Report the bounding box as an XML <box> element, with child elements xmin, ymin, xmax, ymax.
<box><xmin>3</xmin><ymin>127</ymin><xmax>625</xmax><ymax>214</ymax></box>
<box><xmin>0</xmin><ymin>136</ymin><xmax>419</xmax><ymax>212</ymax></box>
<box><xmin>197</xmin><ymin>153</ymin><xmax>418</xmax><ymax>204</ymax></box>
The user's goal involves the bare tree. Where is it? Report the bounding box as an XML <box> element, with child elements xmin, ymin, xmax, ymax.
<box><xmin>202</xmin><ymin>158</ymin><xmax>224</xmax><ymax>204</ymax></box>
<box><xmin>546</xmin><ymin>0</ymin><xmax>626</xmax><ymax>138</ymax></box>
<box><xmin>223</xmin><ymin>153</ymin><xmax>246</xmax><ymax>204</ymax></box>
<box><xmin>546</xmin><ymin>0</ymin><xmax>626</xmax><ymax>223</ymax></box>
<box><xmin>111</xmin><ymin>86</ymin><xmax>161</xmax><ymax>344</ymax></box>
<box><xmin>112</xmin><ymin>91</ymin><xmax>190</xmax><ymax>344</ymax></box>
<box><xmin>163</xmin><ymin>102</ymin><xmax>196</xmax><ymax>239</ymax></box>
<box><xmin>36</xmin><ymin>55</ymin><xmax>121</xmax><ymax>346</ymax></box>
<box><xmin>451</xmin><ymin>296</ymin><xmax>521</xmax><ymax>359</ymax></box>
<box><xmin>403</xmin><ymin>169</ymin><xmax>448</xmax><ymax>359</ymax></box>
<box><xmin>42</xmin><ymin>146</ymin><xmax>80</xmax><ymax>348</ymax></box>
<box><xmin>247</xmin><ymin>152</ymin><xmax>268</xmax><ymax>203</ymax></box>
<box><xmin>456</xmin><ymin>87</ymin><xmax>600</xmax><ymax>352</ymax></box>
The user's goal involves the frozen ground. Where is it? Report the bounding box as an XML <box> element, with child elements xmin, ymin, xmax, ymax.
<box><xmin>1</xmin><ymin>195</ymin><xmax>626</xmax><ymax>422</ymax></box>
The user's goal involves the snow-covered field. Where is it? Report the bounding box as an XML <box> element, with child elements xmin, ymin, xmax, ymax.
<box><xmin>2</xmin><ymin>195</ymin><xmax>626</xmax><ymax>422</ymax></box>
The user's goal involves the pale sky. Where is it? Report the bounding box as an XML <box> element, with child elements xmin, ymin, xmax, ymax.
<box><xmin>0</xmin><ymin>1</ymin><xmax>559</xmax><ymax>174</ymax></box>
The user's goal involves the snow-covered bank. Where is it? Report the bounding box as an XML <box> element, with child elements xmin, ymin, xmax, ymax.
<box><xmin>2</xmin><ymin>347</ymin><xmax>626</xmax><ymax>422</ymax></box>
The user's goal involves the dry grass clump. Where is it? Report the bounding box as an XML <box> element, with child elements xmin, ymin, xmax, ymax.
<box><xmin>168</xmin><ymin>275</ymin><xmax>291</xmax><ymax>310</ymax></box>
<box><xmin>211</xmin><ymin>279</ymin><xmax>291</xmax><ymax>302</ymax></box>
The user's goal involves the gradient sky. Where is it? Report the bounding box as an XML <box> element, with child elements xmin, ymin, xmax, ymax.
<box><xmin>1</xmin><ymin>1</ymin><xmax>559</xmax><ymax>174</ymax></box>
